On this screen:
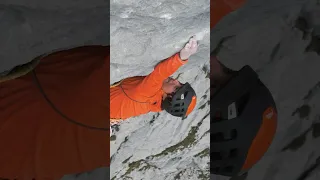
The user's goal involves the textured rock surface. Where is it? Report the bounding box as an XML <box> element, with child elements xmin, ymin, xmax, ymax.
<box><xmin>211</xmin><ymin>0</ymin><xmax>320</xmax><ymax>179</ymax></box>
<box><xmin>0</xmin><ymin>1</ymin><xmax>109</xmax><ymax>74</ymax></box>
<box><xmin>110</xmin><ymin>0</ymin><xmax>210</xmax><ymax>179</ymax></box>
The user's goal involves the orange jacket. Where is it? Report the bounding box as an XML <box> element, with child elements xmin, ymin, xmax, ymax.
<box><xmin>0</xmin><ymin>46</ymin><xmax>109</xmax><ymax>180</ymax></box>
<box><xmin>110</xmin><ymin>53</ymin><xmax>187</xmax><ymax>121</ymax></box>
<box><xmin>211</xmin><ymin>0</ymin><xmax>247</xmax><ymax>28</ymax></box>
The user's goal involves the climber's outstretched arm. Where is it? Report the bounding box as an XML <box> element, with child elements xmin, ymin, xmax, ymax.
<box><xmin>136</xmin><ymin>36</ymin><xmax>198</xmax><ymax>95</ymax></box>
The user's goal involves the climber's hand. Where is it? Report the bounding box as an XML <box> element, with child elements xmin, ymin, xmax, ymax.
<box><xmin>179</xmin><ymin>36</ymin><xmax>198</xmax><ymax>60</ymax></box>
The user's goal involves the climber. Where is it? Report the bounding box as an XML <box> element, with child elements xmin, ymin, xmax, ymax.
<box><xmin>0</xmin><ymin>46</ymin><xmax>109</xmax><ymax>180</ymax></box>
<box><xmin>110</xmin><ymin>36</ymin><xmax>198</xmax><ymax>125</ymax></box>
<box><xmin>210</xmin><ymin>0</ymin><xmax>278</xmax><ymax>176</ymax></box>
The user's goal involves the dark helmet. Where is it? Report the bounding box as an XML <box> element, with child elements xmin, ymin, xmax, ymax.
<box><xmin>211</xmin><ymin>65</ymin><xmax>277</xmax><ymax>177</ymax></box>
<box><xmin>162</xmin><ymin>83</ymin><xmax>197</xmax><ymax>118</ymax></box>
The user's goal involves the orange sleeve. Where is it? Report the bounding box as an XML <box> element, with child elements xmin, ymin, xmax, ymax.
<box><xmin>136</xmin><ymin>53</ymin><xmax>187</xmax><ymax>96</ymax></box>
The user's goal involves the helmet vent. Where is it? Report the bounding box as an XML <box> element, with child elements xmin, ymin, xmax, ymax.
<box><xmin>212</xmin><ymin>129</ymin><xmax>237</xmax><ymax>142</ymax></box>
<box><xmin>236</xmin><ymin>92</ymin><xmax>250</xmax><ymax>115</ymax></box>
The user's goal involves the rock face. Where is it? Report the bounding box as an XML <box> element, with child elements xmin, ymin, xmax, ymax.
<box><xmin>211</xmin><ymin>0</ymin><xmax>320</xmax><ymax>179</ymax></box>
<box><xmin>110</xmin><ymin>0</ymin><xmax>210</xmax><ymax>179</ymax></box>
<box><xmin>0</xmin><ymin>1</ymin><xmax>109</xmax><ymax>73</ymax></box>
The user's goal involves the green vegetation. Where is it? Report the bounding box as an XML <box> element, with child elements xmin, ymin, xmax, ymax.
<box><xmin>194</xmin><ymin>148</ymin><xmax>209</xmax><ymax>158</ymax></box>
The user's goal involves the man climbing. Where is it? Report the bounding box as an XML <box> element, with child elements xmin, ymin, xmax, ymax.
<box><xmin>210</xmin><ymin>0</ymin><xmax>278</xmax><ymax>178</ymax></box>
<box><xmin>110</xmin><ymin>37</ymin><xmax>199</xmax><ymax>127</ymax></box>
<box><xmin>0</xmin><ymin>46</ymin><xmax>109</xmax><ymax>180</ymax></box>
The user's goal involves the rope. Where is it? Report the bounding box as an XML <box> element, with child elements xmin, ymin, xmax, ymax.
<box><xmin>119</xmin><ymin>83</ymin><xmax>150</xmax><ymax>104</ymax></box>
<box><xmin>32</xmin><ymin>70</ymin><xmax>109</xmax><ymax>132</ymax></box>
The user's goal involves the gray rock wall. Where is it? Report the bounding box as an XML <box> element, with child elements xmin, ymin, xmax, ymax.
<box><xmin>0</xmin><ymin>1</ymin><xmax>109</xmax><ymax>73</ymax></box>
<box><xmin>110</xmin><ymin>0</ymin><xmax>210</xmax><ymax>179</ymax></box>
